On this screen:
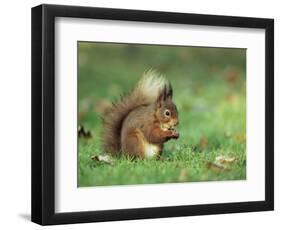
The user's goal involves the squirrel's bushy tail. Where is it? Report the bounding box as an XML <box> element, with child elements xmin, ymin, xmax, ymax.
<box><xmin>102</xmin><ymin>70</ymin><xmax>168</xmax><ymax>154</ymax></box>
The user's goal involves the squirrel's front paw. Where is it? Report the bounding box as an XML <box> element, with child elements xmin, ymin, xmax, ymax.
<box><xmin>167</xmin><ymin>129</ymin><xmax>179</xmax><ymax>139</ymax></box>
<box><xmin>171</xmin><ymin>130</ymin><xmax>179</xmax><ymax>139</ymax></box>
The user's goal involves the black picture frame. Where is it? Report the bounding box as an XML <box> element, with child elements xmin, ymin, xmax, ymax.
<box><xmin>31</xmin><ymin>4</ymin><xmax>274</xmax><ymax>225</ymax></box>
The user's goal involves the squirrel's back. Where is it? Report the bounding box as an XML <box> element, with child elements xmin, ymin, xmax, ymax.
<box><xmin>102</xmin><ymin>70</ymin><xmax>168</xmax><ymax>154</ymax></box>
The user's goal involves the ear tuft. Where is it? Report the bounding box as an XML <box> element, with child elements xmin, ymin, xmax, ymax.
<box><xmin>156</xmin><ymin>87</ymin><xmax>165</xmax><ymax>107</ymax></box>
<box><xmin>166</xmin><ymin>81</ymin><xmax>173</xmax><ymax>99</ymax></box>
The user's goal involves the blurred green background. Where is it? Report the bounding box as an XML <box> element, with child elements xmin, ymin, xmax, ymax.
<box><xmin>78</xmin><ymin>42</ymin><xmax>246</xmax><ymax>187</ymax></box>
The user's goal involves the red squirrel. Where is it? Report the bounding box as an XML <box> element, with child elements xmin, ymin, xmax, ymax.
<box><xmin>102</xmin><ymin>70</ymin><xmax>179</xmax><ymax>158</ymax></box>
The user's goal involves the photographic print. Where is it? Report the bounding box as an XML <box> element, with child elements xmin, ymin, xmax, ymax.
<box><xmin>32</xmin><ymin>4</ymin><xmax>273</xmax><ymax>225</ymax></box>
<box><xmin>78</xmin><ymin>42</ymin><xmax>246</xmax><ymax>187</ymax></box>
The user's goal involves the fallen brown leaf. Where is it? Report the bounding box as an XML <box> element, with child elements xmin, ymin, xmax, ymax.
<box><xmin>207</xmin><ymin>155</ymin><xmax>237</xmax><ymax>172</ymax></box>
<box><xmin>91</xmin><ymin>154</ymin><xmax>114</xmax><ymax>165</ymax></box>
<box><xmin>206</xmin><ymin>162</ymin><xmax>228</xmax><ymax>172</ymax></box>
<box><xmin>78</xmin><ymin>125</ymin><xmax>92</xmax><ymax>139</ymax></box>
<box><xmin>215</xmin><ymin>155</ymin><xmax>237</xmax><ymax>164</ymax></box>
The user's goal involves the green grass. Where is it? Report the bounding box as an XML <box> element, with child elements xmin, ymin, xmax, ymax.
<box><xmin>78</xmin><ymin>42</ymin><xmax>246</xmax><ymax>187</ymax></box>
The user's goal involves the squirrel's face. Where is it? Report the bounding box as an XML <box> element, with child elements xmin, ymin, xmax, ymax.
<box><xmin>155</xmin><ymin>99</ymin><xmax>179</xmax><ymax>132</ymax></box>
<box><xmin>155</xmin><ymin>83</ymin><xmax>179</xmax><ymax>134</ymax></box>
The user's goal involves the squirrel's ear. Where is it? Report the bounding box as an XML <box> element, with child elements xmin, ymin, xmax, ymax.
<box><xmin>156</xmin><ymin>89</ymin><xmax>165</xmax><ymax>107</ymax></box>
<box><xmin>166</xmin><ymin>82</ymin><xmax>173</xmax><ymax>99</ymax></box>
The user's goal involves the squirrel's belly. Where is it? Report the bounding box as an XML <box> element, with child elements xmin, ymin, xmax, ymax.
<box><xmin>144</xmin><ymin>143</ymin><xmax>160</xmax><ymax>159</ymax></box>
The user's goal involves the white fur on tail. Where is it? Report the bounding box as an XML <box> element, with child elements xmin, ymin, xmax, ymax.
<box><xmin>135</xmin><ymin>70</ymin><xmax>168</xmax><ymax>103</ymax></box>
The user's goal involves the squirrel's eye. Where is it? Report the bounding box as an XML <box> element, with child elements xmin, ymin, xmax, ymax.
<box><xmin>164</xmin><ymin>110</ymin><xmax>171</xmax><ymax>117</ymax></box>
